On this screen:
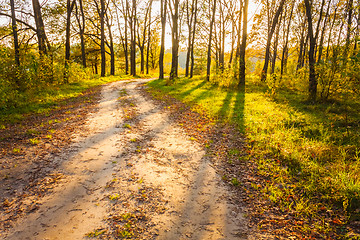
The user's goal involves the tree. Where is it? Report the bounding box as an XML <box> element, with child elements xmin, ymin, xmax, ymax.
<box><xmin>10</xmin><ymin>0</ymin><xmax>20</xmax><ymax>67</ymax></box>
<box><xmin>238</xmin><ymin>0</ymin><xmax>248</xmax><ymax>86</ymax></box>
<box><xmin>75</xmin><ymin>0</ymin><xmax>87</xmax><ymax>68</ymax></box>
<box><xmin>304</xmin><ymin>0</ymin><xmax>317</xmax><ymax>102</ymax></box>
<box><xmin>64</xmin><ymin>0</ymin><xmax>76</xmax><ymax>83</ymax></box>
<box><xmin>169</xmin><ymin>0</ymin><xmax>180</xmax><ymax>81</ymax></box>
<box><xmin>206</xmin><ymin>0</ymin><xmax>216</xmax><ymax>81</ymax></box>
<box><xmin>32</xmin><ymin>0</ymin><xmax>49</xmax><ymax>55</ymax></box>
<box><xmin>159</xmin><ymin>0</ymin><xmax>167</xmax><ymax>79</ymax></box>
<box><xmin>100</xmin><ymin>0</ymin><xmax>106</xmax><ymax>76</ymax></box>
<box><xmin>260</xmin><ymin>0</ymin><xmax>286</xmax><ymax>82</ymax></box>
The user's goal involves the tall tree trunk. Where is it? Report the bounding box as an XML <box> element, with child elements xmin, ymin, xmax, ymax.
<box><xmin>344</xmin><ymin>0</ymin><xmax>354</xmax><ymax>57</ymax></box>
<box><xmin>10</xmin><ymin>0</ymin><xmax>20</xmax><ymax>68</ymax></box>
<box><xmin>317</xmin><ymin>1</ymin><xmax>331</xmax><ymax>63</ymax></box>
<box><xmin>228</xmin><ymin>20</ymin><xmax>235</xmax><ymax>67</ymax></box>
<box><xmin>64</xmin><ymin>0</ymin><xmax>76</xmax><ymax>83</ymax></box>
<box><xmin>281</xmin><ymin>0</ymin><xmax>294</xmax><ymax>76</ymax></box>
<box><xmin>260</xmin><ymin>0</ymin><xmax>286</xmax><ymax>82</ymax></box>
<box><xmin>271</xmin><ymin>12</ymin><xmax>283</xmax><ymax>74</ymax></box>
<box><xmin>115</xmin><ymin>0</ymin><xmax>128</xmax><ymax>74</ymax></box>
<box><xmin>235</xmin><ymin>0</ymin><xmax>243</xmax><ymax>59</ymax></box>
<box><xmin>106</xmin><ymin>13</ymin><xmax>115</xmax><ymax>75</ymax></box>
<box><xmin>219</xmin><ymin>2</ymin><xmax>225</xmax><ymax>72</ymax></box>
<box><xmin>190</xmin><ymin>0</ymin><xmax>198</xmax><ymax>78</ymax></box>
<box><xmin>77</xmin><ymin>0</ymin><xmax>86</xmax><ymax>68</ymax></box>
<box><xmin>304</xmin><ymin>0</ymin><xmax>317</xmax><ymax>102</ymax></box>
<box><xmin>297</xmin><ymin>21</ymin><xmax>306</xmax><ymax>70</ymax></box>
<box><xmin>159</xmin><ymin>0</ymin><xmax>167</xmax><ymax>79</ymax></box>
<box><xmin>129</xmin><ymin>0</ymin><xmax>137</xmax><ymax>76</ymax></box>
<box><xmin>170</xmin><ymin>0</ymin><xmax>179</xmax><ymax>81</ymax></box>
<box><xmin>32</xmin><ymin>0</ymin><xmax>48</xmax><ymax>55</ymax></box>
<box><xmin>146</xmin><ymin>1</ymin><xmax>152</xmax><ymax>75</ymax></box>
<box><xmin>326</xmin><ymin>8</ymin><xmax>337</xmax><ymax>60</ymax></box>
<box><xmin>206</xmin><ymin>0</ymin><xmax>216</xmax><ymax>81</ymax></box>
<box><xmin>238</xmin><ymin>0</ymin><xmax>248</xmax><ymax>87</ymax></box>
<box><xmin>185</xmin><ymin>0</ymin><xmax>193</xmax><ymax>77</ymax></box>
<box><xmin>100</xmin><ymin>0</ymin><xmax>106</xmax><ymax>77</ymax></box>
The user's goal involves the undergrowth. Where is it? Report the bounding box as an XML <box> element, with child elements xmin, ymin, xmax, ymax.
<box><xmin>147</xmin><ymin>75</ymin><xmax>360</xmax><ymax>238</ymax></box>
<box><xmin>0</xmin><ymin>73</ymin><xmax>151</xmax><ymax>125</ymax></box>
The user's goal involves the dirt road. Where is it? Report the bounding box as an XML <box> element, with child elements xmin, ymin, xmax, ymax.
<box><xmin>3</xmin><ymin>79</ymin><xmax>249</xmax><ymax>239</ymax></box>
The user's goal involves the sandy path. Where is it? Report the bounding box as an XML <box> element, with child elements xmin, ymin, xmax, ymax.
<box><xmin>5</xmin><ymin>79</ymin><xmax>248</xmax><ymax>239</ymax></box>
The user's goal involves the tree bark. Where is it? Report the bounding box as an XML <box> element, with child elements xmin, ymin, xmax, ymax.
<box><xmin>190</xmin><ymin>0</ymin><xmax>198</xmax><ymax>78</ymax></box>
<box><xmin>159</xmin><ymin>0</ymin><xmax>167</xmax><ymax>79</ymax></box>
<box><xmin>238</xmin><ymin>0</ymin><xmax>248</xmax><ymax>87</ymax></box>
<box><xmin>281</xmin><ymin>0</ymin><xmax>294</xmax><ymax>76</ymax></box>
<box><xmin>170</xmin><ymin>0</ymin><xmax>180</xmax><ymax>81</ymax></box>
<box><xmin>106</xmin><ymin>12</ymin><xmax>115</xmax><ymax>75</ymax></box>
<box><xmin>271</xmin><ymin>11</ymin><xmax>283</xmax><ymax>74</ymax></box>
<box><xmin>206</xmin><ymin>0</ymin><xmax>216</xmax><ymax>81</ymax></box>
<box><xmin>344</xmin><ymin>0</ymin><xmax>354</xmax><ymax>57</ymax></box>
<box><xmin>76</xmin><ymin>0</ymin><xmax>86</xmax><ymax>68</ymax></box>
<box><xmin>260</xmin><ymin>0</ymin><xmax>286</xmax><ymax>82</ymax></box>
<box><xmin>100</xmin><ymin>0</ymin><xmax>106</xmax><ymax>77</ymax></box>
<box><xmin>32</xmin><ymin>0</ymin><xmax>48</xmax><ymax>55</ymax></box>
<box><xmin>146</xmin><ymin>1</ymin><xmax>153</xmax><ymax>74</ymax></box>
<box><xmin>304</xmin><ymin>0</ymin><xmax>317</xmax><ymax>102</ymax></box>
<box><xmin>317</xmin><ymin>0</ymin><xmax>331</xmax><ymax>63</ymax></box>
<box><xmin>64</xmin><ymin>0</ymin><xmax>76</xmax><ymax>83</ymax></box>
<box><xmin>129</xmin><ymin>0</ymin><xmax>137</xmax><ymax>76</ymax></box>
<box><xmin>10</xmin><ymin>0</ymin><xmax>20</xmax><ymax>67</ymax></box>
<box><xmin>185</xmin><ymin>0</ymin><xmax>193</xmax><ymax>77</ymax></box>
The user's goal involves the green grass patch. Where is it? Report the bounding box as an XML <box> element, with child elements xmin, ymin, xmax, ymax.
<box><xmin>0</xmin><ymin>74</ymin><xmax>149</xmax><ymax>125</ymax></box>
<box><xmin>147</xmin><ymin>75</ymin><xmax>360</xmax><ymax>234</ymax></box>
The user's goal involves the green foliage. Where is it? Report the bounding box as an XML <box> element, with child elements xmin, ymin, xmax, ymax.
<box><xmin>266</xmin><ymin>73</ymin><xmax>280</xmax><ymax>97</ymax></box>
<box><xmin>86</xmin><ymin>229</ymin><xmax>106</xmax><ymax>237</ymax></box>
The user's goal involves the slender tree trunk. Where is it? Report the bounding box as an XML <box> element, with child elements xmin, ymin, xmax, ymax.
<box><xmin>106</xmin><ymin>14</ymin><xmax>115</xmax><ymax>75</ymax></box>
<box><xmin>344</xmin><ymin>0</ymin><xmax>354</xmax><ymax>57</ymax></box>
<box><xmin>32</xmin><ymin>0</ymin><xmax>48</xmax><ymax>55</ymax></box>
<box><xmin>260</xmin><ymin>0</ymin><xmax>286</xmax><ymax>82</ymax></box>
<box><xmin>146</xmin><ymin>1</ymin><xmax>152</xmax><ymax>75</ymax></box>
<box><xmin>235</xmin><ymin>0</ymin><xmax>243</xmax><ymax>59</ymax></box>
<box><xmin>326</xmin><ymin>8</ymin><xmax>337</xmax><ymax>60</ymax></box>
<box><xmin>354</xmin><ymin>8</ymin><xmax>360</xmax><ymax>51</ymax></box>
<box><xmin>271</xmin><ymin>12</ymin><xmax>282</xmax><ymax>74</ymax></box>
<box><xmin>10</xmin><ymin>0</ymin><xmax>20</xmax><ymax>67</ymax></box>
<box><xmin>206</xmin><ymin>0</ymin><xmax>216</xmax><ymax>81</ymax></box>
<box><xmin>115</xmin><ymin>0</ymin><xmax>128</xmax><ymax>74</ymax></box>
<box><xmin>185</xmin><ymin>0</ymin><xmax>193</xmax><ymax>77</ymax></box>
<box><xmin>100</xmin><ymin>0</ymin><xmax>106</xmax><ymax>77</ymax></box>
<box><xmin>281</xmin><ymin>0</ymin><xmax>294</xmax><ymax>76</ymax></box>
<box><xmin>169</xmin><ymin>0</ymin><xmax>180</xmax><ymax>81</ymax></box>
<box><xmin>130</xmin><ymin>0</ymin><xmax>136</xmax><ymax>76</ymax></box>
<box><xmin>229</xmin><ymin>21</ymin><xmax>235</xmax><ymax>67</ymax></box>
<box><xmin>219</xmin><ymin>2</ymin><xmax>225</xmax><ymax>72</ymax></box>
<box><xmin>140</xmin><ymin>47</ymin><xmax>144</xmax><ymax>73</ymax></box>
<box><xmin>77</xmin><ymin>0</ymin><xmax>86</xmax><ymax>68</ymax></box>
<box><xmin>304</xmin><ymin>0</ymin><xmax>317</xmax><ymax>102</ymax></box>
<box><xmin>297</xmin><ymin>21</ymin><xmax>306</xmax><ymax>70</ymax></box>
<box><xmin>190</xmin><ymin>0</ymin><xmax>198</xmax><ymax>78</ymax></box>
<box><xmin>64</xmin><ymin>0</ymin><xmax>76</xmax><ymax>83</ymax></box>
<box><xmin>317</xmin><ymin>1</ymin><xmax>331</xmax><ymax>63</ymax></box>
<box><xmin>238</xmin><ymin>0</ymin><xmax>248</xmax><ymax>86</ymax></box>
<box><xmin>159</xmin><ymin>0</ymin><xmax>167</xmax><ymax>79</ymax></box>
<box><xmin>94</xmin><ymin>54</ymin><xmax>98</xmax><ymax>74</ymax></box>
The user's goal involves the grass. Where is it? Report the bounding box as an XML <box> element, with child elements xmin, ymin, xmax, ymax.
<box><xmin>147</xmin><ymin>74</ymin><xmax>360</xmax><ymax>236</ymax></box>
<box><xmin>0</xmin><ymin>74</ymin><xmax>150</xmax><ymax>125</ymax></box>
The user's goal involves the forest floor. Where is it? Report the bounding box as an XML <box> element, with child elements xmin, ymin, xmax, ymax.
<box><xmin>0</xmin><ymin>79</ymin><xmax>269</xmax><ymax>239</ymax></box>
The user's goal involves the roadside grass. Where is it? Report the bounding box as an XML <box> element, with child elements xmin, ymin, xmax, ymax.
<box><xmin>0</xmin><ymin>74</ymin><xmax>150</xmax><ymax>124</ymax></box>
<box><xmin>147</xmin><ymin>75</ymin><xmax>360</xmax><ymax>237</ymax></box>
